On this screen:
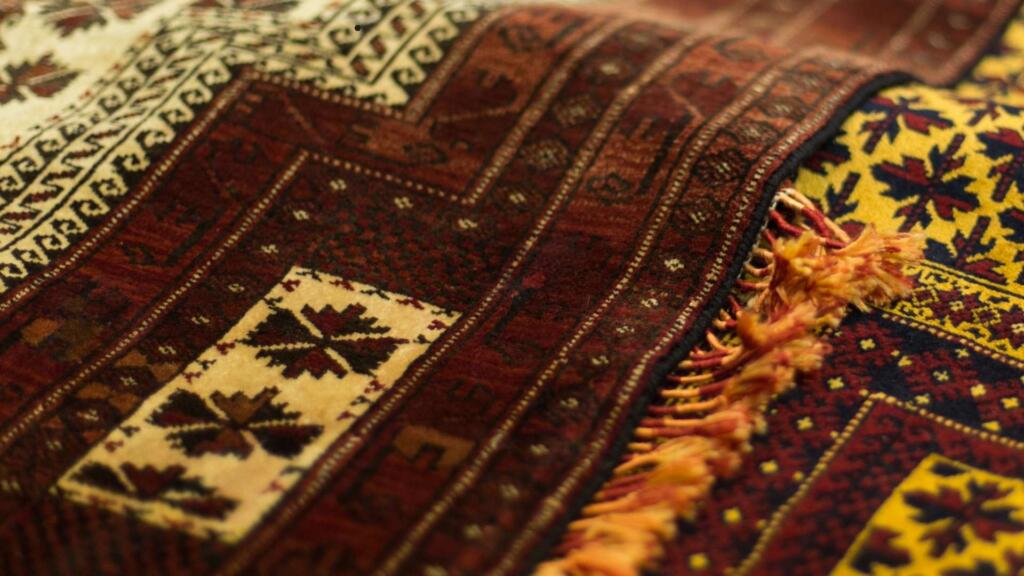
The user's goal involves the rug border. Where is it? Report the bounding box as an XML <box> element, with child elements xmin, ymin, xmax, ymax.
<box><xmin>934</xmin><ymin>0</ymin><xmax>1024</xmax><ymax>87</ymax></box>
<box><xmin>522</xmin><ymin>68</ymin><xmax>915</xmax><ymax>575</ymax></box>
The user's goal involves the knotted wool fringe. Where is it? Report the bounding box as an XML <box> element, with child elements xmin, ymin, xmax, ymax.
<box><xmin>536</xmin><ymin>188</ymin><xmax>923</xmax><ymax>576</ymax></box>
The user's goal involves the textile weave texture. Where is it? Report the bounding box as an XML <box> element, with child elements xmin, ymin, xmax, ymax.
<box><xmin>0</xmin><ymin>1</ymin><xmax>1020</xmax><ymax>575</ymax></box>
<box><xmin>660</xmin><ymin>6</ymin><xmax>1024</xmax><ymax>576</ymax></box>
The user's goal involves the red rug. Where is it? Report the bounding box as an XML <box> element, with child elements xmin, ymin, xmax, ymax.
<box><xmin>0</xmin><ymin>1</ymin><xmax>1017</xmax><ymax>574</ymax></box>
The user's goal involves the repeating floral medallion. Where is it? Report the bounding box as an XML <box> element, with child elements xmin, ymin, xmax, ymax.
<box><xmin>55</xmin><ymin>266</ymin><xmax>458</xmax><ymax>540</ymax></box>
<box><xmin>796</xmin><ymin>83</ymin><xmax>1024</xmax><ymax>366</ymax></box>
<box><xmin>666</xmin><ymin>15</ymin><xmax>1024</xmax><ymax>575</ymax></box>
<box><xmin>0</xmin><ymin>0</ymin><xmax>1018</xmax><ymax>573</ymax></box>
<box><xmin>728</xmin><ymin>395</ymin><xmax>1024</xmax><ymax>576</ymax></box>
<box><xmin>835</xmin><ymin>454</ymin><xmax>1024</xmax><ymax>576</ymax></box>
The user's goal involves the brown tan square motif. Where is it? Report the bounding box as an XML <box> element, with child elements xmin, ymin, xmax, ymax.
<box><xmin>55</xmin><ymin>266</ymin><xmax>458</xmax><ymax>541</ymax></box>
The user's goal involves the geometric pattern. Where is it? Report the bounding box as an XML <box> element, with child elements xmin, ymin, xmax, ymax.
<box><xmin>835</xmin><ymin>454</ymin><xmax>1024</xmax><ymax>576</ymax></box>
<box><xmin>0</xmin><ymin>0</ymin><xmax>494</xmax><ymax>293</ymax></box>
<box><xmin>0</xmin><ymin>6</ymin><xmax>908</xmax><ymax>572</ymax></box>
<box><xmin>650</xmin><ymin>11</ymin><xmax>1024</xmax><ymax>573</ymax></box>
<box><xmin>795</xmin><ymin>79</ymin><xmax>1024</xmax><ymax>364</ymax></box>
<box><xmin>794</xmin><ymin>6</ymin><xmax>1024</xmax><ymax>368</ymax></box>
<box><xmin>637</xmin><ymin>0</ymin><xmax>1024</xmax><ymax>86</ymax></box>
<box><xmin>634</xmin><ymin>7</ymin><xmax>1024</xmax><ymax>575</ymax></box>
<box><xmin>0</xmin><ymin>0</ymin><xmax>485</xmax><ymax>131</ymax></box>
<box><xmin>731</xmin><ymin>394</ymin><xmax>1024</xmax><ymax>576</ymax></box>
<box><xmin>960</xmin><ymin>11</ymin><xmax>1024</xmax><ymax>105</ymax></box>
<box><xmin>887</xmin><ymin>262</ymin><xmax>1024</xmax><ymax>365</ymax></box>
<box><xmin>55</xmin><ymin>266</ymin><xmax>457</xmax><ymax>541</ymax></box>
<box><xmin>0</xmin><ymin>1</ymin><xmax>1018</xmax><ymax>574</ymax></box>
<box><xmin>0</xmin><ymin>0</ymin><xmax>192</xmax><ymax>128</ymax></box>
<box><xmin>661</xmin><ymin>310</ymin><xmax>1024</xmax><ymax>574</ymax></box>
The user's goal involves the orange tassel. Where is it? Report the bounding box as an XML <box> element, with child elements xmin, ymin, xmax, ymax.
<box><xmin>535</xmin><ymin>188</ymin><xmax>922</xmax><ymax>576</ymax></box>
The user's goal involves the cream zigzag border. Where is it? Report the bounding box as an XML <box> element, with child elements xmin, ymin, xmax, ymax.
<box><xmin>0</xmin><ymin>0</ymin><xmax>497</xmax><ymax>293</ymax></box>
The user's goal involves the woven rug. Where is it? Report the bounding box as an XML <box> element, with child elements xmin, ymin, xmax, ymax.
<box><xmin>660</xmin><ymin>9</ymin><xmax>1024</xmax><ymax>575</ymax></box>
<box><xmin>0</xmin><ymin>2</ymin><xmax>1018</xmax><ymax>575</ymax></box>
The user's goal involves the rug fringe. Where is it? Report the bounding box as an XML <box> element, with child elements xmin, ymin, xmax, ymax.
<box><xmin>535</xmin><ymin>188</ymin><xmax>922</xmax><ymax>576</ymax></box>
